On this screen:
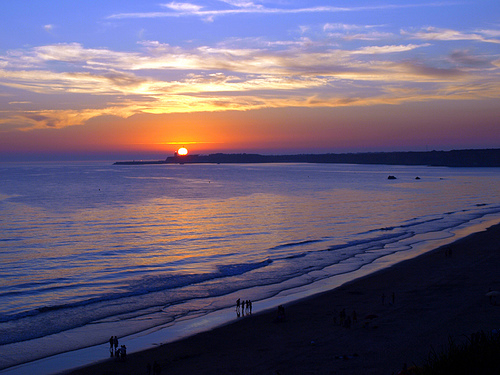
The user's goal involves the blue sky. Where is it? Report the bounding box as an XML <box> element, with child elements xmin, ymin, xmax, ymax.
<box><xmin>0</xmin><ymin>1</ymin><xmax>499</xmax><ymax>159</ymax></box>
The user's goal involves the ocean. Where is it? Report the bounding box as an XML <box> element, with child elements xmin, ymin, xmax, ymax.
<box><xmin>1</xmin><ymin>161</ymin><xmax>499</xmax><ymax>373</ymax></box>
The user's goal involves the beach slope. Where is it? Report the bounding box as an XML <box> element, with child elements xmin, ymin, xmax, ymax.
<box><xmin>67</xmin><ymin>223</ymin><xmax>500</xmax><ymax>375</ymax></box>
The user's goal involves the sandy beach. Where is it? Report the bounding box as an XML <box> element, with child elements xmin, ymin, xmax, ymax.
<box><xmin>66</xmin><ymin>223</ymin><xmax>500</xmax><ymax>375</ymax></box>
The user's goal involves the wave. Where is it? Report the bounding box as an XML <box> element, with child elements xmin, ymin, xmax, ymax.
<box><xmin>374</xmin><ymin>204</ymin><xmax>498</xmax><ymax>233</ymax></box>
<box><xmin>284</xmin><ymin>252</ymin><xmax>308</xmax><ymax>260</ymax></box>
<box><xmin>218</xmin><ymin>259</ymin><xmax>272</xmax><ymax>276</ymax></box>
<box><xmin>270</xmin><ymin>239</ymin><xmax>323</xmax><ymax>250</ymax></box>
<box><xmin>375</xmin><ymin>216</ymin><xmax>443</xmax><ymax>233</ymax></box>
<box><xmin>327</xmin><ymin>231</ymin><xmax>411</xmax><ymax>252</ymax></box>
<box><xmin>0</xmin><ymin>258</ymin><xmax>274</xmax><ymax>326</ymax></box>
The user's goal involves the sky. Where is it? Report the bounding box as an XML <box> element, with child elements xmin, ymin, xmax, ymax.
<box><xmin>0</xmin><ymin>0</ymin><xmax>499</xmax><ymax>160</ymax></box>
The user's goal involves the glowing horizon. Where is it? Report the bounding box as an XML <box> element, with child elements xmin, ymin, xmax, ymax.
<box><xmin>0</xmin><ymin>1</ymin><xmax>499</xmax><ymax>160</ymax></box>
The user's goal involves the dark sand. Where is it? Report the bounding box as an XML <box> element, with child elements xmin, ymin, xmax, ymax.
<box><xmin>67</xmin><ymin>223</ymin><xmax>500</xmax><ymax>375</ymax></box>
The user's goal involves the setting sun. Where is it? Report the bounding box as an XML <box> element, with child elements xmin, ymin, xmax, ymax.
<box><xmin>177</xmin><ymin>147</ymin><xmax>188</xmax><ymax>156</ymax></box>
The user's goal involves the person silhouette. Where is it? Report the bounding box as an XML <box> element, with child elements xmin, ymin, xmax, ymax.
<box><xmin>109</xmin><ymin>336</ymin><xmax>114</xmax><ymax>356</ymax></box>
<box><xmin>120</xmin><ymin>345</ymin><xmax>126</xmax><ymax>361</ymax></box>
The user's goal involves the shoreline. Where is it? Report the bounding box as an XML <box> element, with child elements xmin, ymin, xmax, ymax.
<box><xmin>64</xmin><ymin>221</ymin><xmax>500</xmax><ymax>375</ymax></box>
<box><xmin>1</xmin><ymin>220</ymin><xmax>498</xmax><ymax>375</ymax></box>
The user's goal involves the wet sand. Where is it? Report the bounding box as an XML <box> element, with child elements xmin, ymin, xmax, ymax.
<box><xmin>67</xmin><ymin>223</ymin><xmax>500</xmax><ymax>375</ymax></box>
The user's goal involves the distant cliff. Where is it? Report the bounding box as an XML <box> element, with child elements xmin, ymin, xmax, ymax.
<box><xmin>115</xmin><ymin>148</ymin><xmax>500</xmax><ymax>167</ymax></box>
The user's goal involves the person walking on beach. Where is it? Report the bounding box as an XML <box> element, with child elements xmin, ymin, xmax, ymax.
<box><xmin>340</xmin><ymin>308</ymin><xmax>346</xmax><ymax>326</ymax></box>
<box><xmin>120</xmin><ymin>345</ymin><xmax>126</xmax><ymax>361</ymax></box>
<box><xmin>109</xmin><ymin>336</ymin><xmax>114</xmax><ymax>356</ymax></box>
<box><xmin>276</xmin><ymin>305</ymin><xmax>285</xmax><ymax>322</ymax></box>
<box><xmin>113</xmin><ymin>336</ymin><xmax>118</xmax><ymax>356</ymax></box>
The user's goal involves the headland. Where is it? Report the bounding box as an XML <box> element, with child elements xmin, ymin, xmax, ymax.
<box><xmin>114</xmin><ymin>148</ymin><xmax>500</xmax><ymax>167</ymax></box>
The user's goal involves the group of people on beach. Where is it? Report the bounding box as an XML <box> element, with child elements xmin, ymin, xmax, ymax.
<box><xmin>333</xmin><ymin>308</ymin><xmax>357</xmax><ymax>328</ymax></box>
<box><xmin>236</xmin><ymin>298</ymin><xmax>252</xmax><ymax>317</ymax></box>
<box><xmin>108</xmin><ymin>336</ymin><xmax>126</xmax><ymax>360</ymax></box>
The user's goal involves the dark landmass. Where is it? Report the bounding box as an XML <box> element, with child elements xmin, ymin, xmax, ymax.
<box><xmin>114</xmin><ymin>148</ymin><xmax>500</xmax><ymax>167</ymax></box>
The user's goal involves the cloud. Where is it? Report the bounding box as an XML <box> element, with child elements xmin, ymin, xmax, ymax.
<box><xmin>219</xmin><ymin>0</ymin><xmax>261</xmax><ymax>8</ymax></box>
<box><xmin>0</xmin><ymin>68</ymin><xmax>147</xmax><ymax>95</ymax></box>
<box><xmin>0</xmin><ymin>38</ymin><xmax>493</xmax><ymax>88</ymax></box>
<box><xmin>108</xmin><ymin>2</ymin><xmax>459</xmax><ymax>20</ymax></box>
<box><xmin>327</xmin><ymin>31</ymin><xmax>395</xmax><ymax>41</ymax></box>
<box><xmin>448</xmin><ymin>50</ymin><xmax>491</xmax><ymax>67</ymax></box>
<box><xmin>323</xmin><ymin>23</ymin><xmax>383</xmax><ymax>32</ymax></box>
<box><xmin>298</xmin><ymin>26</ymin><xmax>310</xmax><ymax>34</ymax></box>
<box><xmin>478</xmin><ymin>29</ymin><xmax>500</xmax><ymax>38</ymax></box>
<box><xmin>402</xmin><ymin>27</ymin><xmax>500</xmax><ymax>44</ymax></box>
<box><xmin>351</xmin><ymin>44</ymin><xmax>430</xmax><ymax>55</ymax></box>
<box><xmin>0</xmin><ymin>106</ymin><xmax>142</xmax><ymax>132</ymax></box>
<box><xmin>162</xmin><ymin>2</ymin><xmax>203</xmax><ymax>12</ymax></box>
<box><xmin>8</xmin><ymin>101</ymin><xmax>31</xmax><ymax>105</ymax></box>
<box><xmin>400</xmin><ymin>60</ymin><xmax>465</xmax><ymax>80</ymax></box>
<box><xmin>1</xmin><ymin>17</ymin><xmax>498</xmax><ymax>133</ymax></box>
<box><xmin>322</xmin><ymin>23</ymin><xmax>395</xmax><ymax>41</ymax></box>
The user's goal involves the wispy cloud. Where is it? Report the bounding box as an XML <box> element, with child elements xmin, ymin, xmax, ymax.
<box><xmin>219</xmin><ymin>0</ymin><xmax>260</xmax><ymax>7</ymax></box>
<box><xmin>402</xmin><ymin>27</ymin><xmax>500</xmax><ymax>44</ymax></box>
<box><xmin>162</xmin><ymin>2</ymin><xmax>203</xmax><ymax>12</ymax></box>
<box><xmin>108</xmin><ymin>2</ymin><xmax>459</xmax><ymax>20</ymax></box>
<box><xmin>323</xmin><ymin>23</ymin><xmax>385</xmax><ymax>32</ymax></box>
<box><xmin>8</xmin><ymin>101</ymin><xmax>31</xmax><ymax>105</ymax></box>
<box><xmin>351</xmin><ymin>44</ymin><xmax>430</xmax><ymax>55</ymax></box>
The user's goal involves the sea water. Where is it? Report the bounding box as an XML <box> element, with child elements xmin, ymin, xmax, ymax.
<box><xmin>0</xmin><ymin>161</ymin><xmax>499</xmax><ymax>372</ymax></box>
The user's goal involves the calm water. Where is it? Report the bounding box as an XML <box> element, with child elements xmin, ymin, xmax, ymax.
<box><xmin>1</xmin><ymin>161</ymin><xmax>499</xmax><ymax>370</ymax></box>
